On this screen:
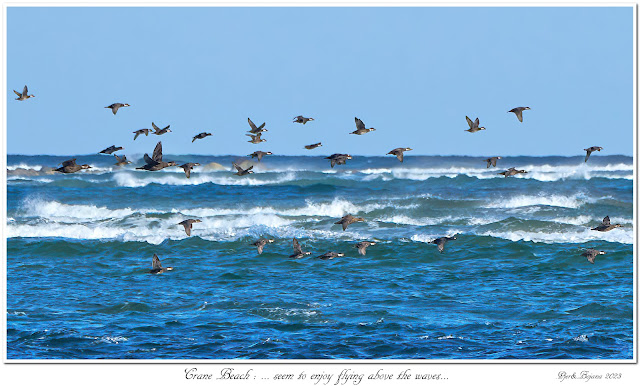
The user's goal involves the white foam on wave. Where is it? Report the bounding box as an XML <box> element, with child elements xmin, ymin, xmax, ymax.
<box><xmin>7</xmin><ymin>163</ymin><xmax>44</xmax><ymax>171</ymax></box>
<box><xmin>480</xmin><ymin>228</ymin><xmax>633</xmax><ymax>245</ymax></box>
<box><xmin>485</xmin><ymin>193</ymin><xmax>604</xmax><ymax>209</ymax></box>
<box><xmin>113</xmin><ymin>171</ymin><xmax>298</xmax><ymax>187</ymax></box>
<box><xmin>19</xmin><ymin>197</ymin><xmax>136</xmax><ymax>222</ymax></box>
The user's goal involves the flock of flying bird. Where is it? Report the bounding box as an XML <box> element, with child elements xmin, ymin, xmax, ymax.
<box><xmin>13</xmin><ymin>85</ymin><xmax>618</xmax><ymax>270</ymax></box>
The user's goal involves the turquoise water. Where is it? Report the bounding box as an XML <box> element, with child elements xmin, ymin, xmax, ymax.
<box><xmin>6</xmin><ymin>154</ymin><xmax>634</xmax><ymax>359</ymax></box>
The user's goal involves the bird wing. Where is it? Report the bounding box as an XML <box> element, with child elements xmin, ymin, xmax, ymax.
<box><xmin>257</xmin><ymin>122</ymin><xmax>266</xmax><ymax>130</ymax></box>
<box><xmin>232</xmin><ymin>163</ymin><xmax>243</xmax><ymax>172</ymax></box>
<box><xmin>585</xmin><ymin>150</ymin><xmax>592</xmax><ymax>162</ymax></box>
<box><xmin>183</xmin><ymin>166</ymin><xmax>191</xmax><ymax>179</ymax></box>
<box><xmin>61</xmin><ymin>158</ymin><xmax>77</xmax><ymax>167</ymax></box>
<box><xmin>293</xmin><ymin>238</ymin><xmax>302</xmax><ymax>254</ymax></box>
<box><xmin>111</xmin><ymin>105</ymin><xmax>119</xmax><ymax>115</ymax></box>
<box><xmin>257</xmin><ymin>153</ymin><xmax>263</xmax><ymax>162</ymax></box>
<box><xmin>491</xmin><ymin>158</ymin><xmax>498</xmax><ymax>167</ymax></box>
<box><xmin>183</xmin><ymin>222</ymin><xmax>192</xmax><ymax>236</ymax></box>
<box><xmin>516</xmin><ymin>110</ymin><xmax>523</xmax><ymax>122</ymax></box>
<box><xmin>602</xmin><ymin>216</ymin><xmax>611</xmax><ymax>226</ymax></box>
<box><xmin>341</xmin><ymin>222</ymin><xmax>348</xmax><ymax>231</ymax></box>
<box><xmin>257</xmin><ymin>244</ymin><xmax>264</xmax><ymax>254</ymax></box>
<box><xmin>152</xmin><ymin>254</ymin><xmax>162</xmax><ymax>269</ymax></box>
<box><xmin>114</xmin><ymin>154</ymin><xmax>122</xmax><ymax>163</ymax></box>
<box><xmin>246</xmin><ymin>165</ymin><xmax>254</xmax><ymax>172</ymax></box>
<box><xmin>248</xmin><ymin>118</ymin><xmax>257</xmax><ymax>131</ymax></box>
<box><xmin>23</xmin><ymin>85</ymin><xmax>28</xmax><ymax>96</ymax></box>
<box><xmin>465</xmin><ymin>116</ymin><xmax>473</xmax><ymax>128</ymax></box>
<box><xmin>437</xmin><ymin>240</ymin><xmax>445</xmax><ymax>253</ymax></box>
<box><xmin>143</xmin><ymin>153</ymin><xmax>155</xmax><ymax>165</ymax></box>
<box><xmin>357</xmin><ymin>244</ymin><xmax>367</xmax><ymax>255</ymax></box>
<box><xmin>152</xmin><ymin>141</ymin><xmax>163</xmax><ymax>162</ymax></box>
<box><xmin>192</xmin><ymin>136</ymin><xmax>197</xmax><ymax>143</ymax></box>
<box><xmin>152</xmin><ymin>122</ymin><xmax>160</xmax><ymax>132</ymax></box>
<box><xmin>13</xmin><ymin>90</ymin><xmax>21</xmax><ymax>97</ymax></box>
<box><xmin>396</xmin><ymin>152</ymin><xmax>404</xmax><ymax>163</ymax></box>
<box><xmin>330</xmin><ymin>159</ymin><xmax>336</xmax><ymax>168</ymax></box>
<box><xmin>355</xmin><ymin>117</ymin><xmax>365</xmax><ymax>131</ymax></box>
<box><xmin>133</xmin><ymin>131</ymin><xmax>141</xmax><ymax>140</ymax></box>
<box><xmin>474</xmin><ymin>118</ymin><xmax>480</xmax><ymax>127</ymax></box>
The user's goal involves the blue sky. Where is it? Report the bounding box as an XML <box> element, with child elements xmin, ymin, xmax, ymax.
<box><xmin>7</xmin><ymin>6</ymin><xmax>633</xmax><ymax>156</ymax></box>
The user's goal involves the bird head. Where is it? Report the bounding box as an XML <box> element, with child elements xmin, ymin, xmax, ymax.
<box><xmin>81</xmin><ymin>164</ymin><xmax>92</xmax><ymax>169</ymax></box>
<box><xmin>124</xmin><ymin>103</ymin><xmax>130</xmax><ymax>107</ymax></box>
<box><xmin>194</xmin><ymin>219</ymin><xmax>202</xmax><ymax>223</ymax></box>
<box><xmin>599</xmin><ymin>251</ymin><xmax>607</xmax><ymax>255</ymax></box>
<box><xmin>405</xmin><ymin>148</ymin><xmax>413</xmax><ymax>151</ymax></box>
<box><xmin>337</xmin><ymin>253</ymin><xmax>345</xmax><ymax>257</ymax></box>
<box><xmin>266</xmin><ymin>152</ymin><xmax>273</xmax><ymax>155</ymax></box>
<box><xmin>267</xmin><ymin>239</ymin><xmax>275</xmax><ymax>243</ymax></box>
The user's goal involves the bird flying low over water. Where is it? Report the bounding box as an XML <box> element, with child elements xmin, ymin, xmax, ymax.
<box><xmin>152</xmin><ymin>122</ymin><xmax>171</xmax><ymax>135</ymax></box>
<box><xmin>430</xmin><ymin>236</ymin><xmax>457</xmax><ymax>253</ymax></box>
<box><xmin>253</xmin><ymin>238</ymin><xmax>275</xmax><ymax>254</ymax></box>
<box><xmin>180</xmin><ymin>163</ymin><xmax>200</xmax><ymax>178</ymax></box>
<box><xmin>289</xmin><ymin>238</ymin><xmax>311</xmax><ymax>259</ymax></box>
<box><xmin>317</xmin><ymin>252</ymin><xmax>345</xmax><ymax>260</ymax></box>
<box><xmin>305</xmin><ymin>142</ymin><xmax>322</xmax><ymax>150</ymax></box>
<box><xmin>351</xmin><ymin>117</ymin><xmax>376</xmax><ymax>135</ymax></box>
<box><xmin>192</xmin><ymin>132</ymin><xmax>212</xmax><ymax>142</ymax></box>
<box><xmin>293</xmin><ymin>115</ymin><xmax>314</xmax><ymax>124</ymax></box>
<box><xmin>233</xmin><ymin>162</ymin><xmax>254</xmax><ymax>176</ymax></box>
<box><xmin>581</xmin><ymin>249</ymin><xmax>606</xmax><ymax>264</ymax></box>
<box><xmin>584</xmin><ymin>146</ymin><xmax>603</xmax><ymax>163</ymax></box>
<box><xmin>149</xmin><ymin>254</ymin><xmax>173</xmax><ymax>274</ymax></box>
<box><xmin>508</xmin><ymin>107</ymin><xmax>531</xmax><ymax>122</ymax></box>
<box><xmin>485</xmin><ymin>156</ymin><xmax>502</xmax><ymax>168</ymax></box>
<box><xmin>326</xmin><ymin>154</ymin><xmax>352</xmax><ymax>168</ymax></box>
<box><xmin>136</xmin><ymin>141</ymin><xmax>178</xmax><ymax>171</ymax></box>
<box><xmin>178</xmin><ymin>219</ymin><xmax>202</xmax><ymax>236</ymax></box>
<box><xmin>248</xmin><ymin>151</ymin><xmax>272</xmax><ymax>162</ymax></box>
<box><xmin>465</xmin><ymin>116</ymin><xmax>485</xmax><ymax>133</ymax></box>
<box><xmin>387</xmin><ymin>148</ymin><xmax>412</xmax><ymax>163</ymax></box>
<box><xmin>246</xmin><ymin>132</ymin><xmax>266</xmax><ymax>144</ymax></box>
<box><xmin>105</xmin><ymin>103</ymin><xmax>129</xmax><ymax>115</ymax></box>
<box><xmin>499</xmin><ymin>167</ymin><xmax>527</xmax><ymax>177</ymax></box>
<box><xmin>55</xmin><ymin>158</ymin><xmax>91</xmax><ymax>174</ymax></box>
<box><xmin>99</xmin><ymin>145</ymin><xmax>123</xmax><ymax>154</ymax></box>
<box><xmin>247</xmin><ymin>118</ymin><xmax>267</xmax><ymax>134</ymax></box>
<box><xmin>133</xmin><ymin>128</ymin><xmax>151</xmax><ymax>140</ymax></box>
<box><xmin>114</xmin><ymin>154</ymin><xmax>131</xmax><ymax>166</ymax></box>
<box><xmin>591</xmin><ymin>216</ymin><xmax>623</xmax><ymax>232</ymax></box>
<box><xmin>13</xmin><ymin>85</ymin><xmax>34</xmax><ymax>101</ymax></box>
<box><xmin>355</xmin><ymin>241</ymin><xmax>376</xmax><ymax>255</ymax></box>
<box><xmin>335</xmin><ymin>214</ymin><xmax>365</xmax><ymax>231</ymax></box>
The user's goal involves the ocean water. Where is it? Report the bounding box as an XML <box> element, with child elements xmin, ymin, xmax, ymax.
<box><xmin>6</xmin><ymin>154</ymin><xmax>634</xmax><ymax>359</ymax></box>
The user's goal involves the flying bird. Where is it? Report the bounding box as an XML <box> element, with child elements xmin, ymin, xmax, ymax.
<box><xmin>248</xmin><ymin>151</ymin><xmax>272</xmax><ymax>162</ymax></box>
<box><xmin>317</xmin><ymin>252</ymin><xmax>345</xmax><ymax>260</ymax></box>
<box><xmin>246</xmin><ymin>132</ymin><xmax>266</xmax><ymax>144</ymax></box>
<box><xmin>192</xmin><ymin>132</ymin><xmax>212</xmax><ymax>142</ymax></box>
<box><xmin>508</xmin><ymin>107</ymin><xmax>531</xmax><ymax>122</ymax></box>
<box><xmin>335</xmin><ymin>214</ymin><xmax>365</xmax><ymax>231</ymax></box>
<box><xmin>99</xmin><ymin>145</ymin><xmax>123</xmax><ymax>155</ymax></box>
<box><xmin>233</xmin><ymin>162</ymin><xmax>254</xmax><ymax>176</ymax></box>
<box><xmin>387</xmin><ymin>148</ymin><xmax>412</xmax><ymax>163</ymax></box>
<box><xmin>465</xmin><ymin>116</ymin><xmax>486</xmax><ymax>133</ymax></box>
<box><xmin>293</xmin><ymin>115</ymin><xmax>314</xmax><ymax>124</ymax></box>
<box><xmin>105</xmin><ymin>103</ymin><xmax>129</xmax><ymax>115</ymax></box>
<box><xmin>13</xmin><ymin>85</ymin><xmax>35</xmax><ymax>101</ymax></box>
<box><xmin>55</xmin><ymin>159</ymin><xmax>91</xmax><ymax>174</ymax></box>
<box><xmin>584</xmin><ymin>146</ymin><xmax>603</xmax><ymax>163</ymax></box>
<box><xmin>591</xmin><ymin>216</ymin><xmax>623</xmax><ymax>232</ymax></box>
<box><xmin>114</xmin><ymin>154</ymin><xmax>131</xmax><ymax>166</ymax></box>
<box><xmin>180</xmin><ymin>163</ymin><xmax>200</xmax><ymax>178</ymax></box>
<box><xmin>289</xmin><ymin>238</ymin><xmax>311</xmax><ymax>259</ymax></box>
<box><xmin>355</xmin><ymin>241</ymin><xmax>376</xmax><ymax>255</ymax></box>
<box><xmin>581</xmin><ymin>249</ymin><xmax>606</xmax><ymax>264</ymax></box>
<box><xmin>499</xmin><ymin>167</ymin><xmax>527</xmax><ymax>177</ymax></box>
<box><xmin>152</xmin><ymin>122</ymin><xmax>171</xmax><ymax>135</ymax></box>
<box><xmin>351</xmin><ymin>117</ymin><xmax>376</xmax><ymax>135</ymax></box>
<box><xmin>326</xmin><ymin>154</ymin><xmax>352</xmax><ymax>168</ymax></box>
<box><xmin>149</xmin><ymin>254</ymin><xmax>173</xmax><ymax>274</ymax></box>
<box><xmin>253</xmin><ymin>238</ymin><xmax>275</xmax><ymax>254</ymax></box>
<box><xmin>485</xmin><ymin>156</ymin><xmax>502</xmax><ymax>168</ymax></box>
<box><xmin>305</xmin><ymin>142</ymin><xmax>322</xmax><ymax>150</ymax></box>
<box><xmin>133</xmin><ymin>128</ymin><xmax>151</xmax><ymax>140</ymax></box>
<box><xmin>136</xmin><ymin>141</ymin><xmax>178</xmax><ymax>171</ymax></box>
<box><xmin>247</xmin><ymin>118</ymin><xmax>267</xmax><ymax>134</ymax></box>
<box><xmin>178</xmin><ymin>219</ymin><xmax>202</xmax><ymax>236</ymax></box>
<box><xmin>429</xmin><ymin>236</ymin><xmax>457</xmax><ymax>253</ymax></box>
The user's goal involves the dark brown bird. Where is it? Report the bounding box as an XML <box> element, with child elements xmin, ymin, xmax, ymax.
<box><xmin>192</xmin><ymin>132</ymin><xmax>212</xmax><ymax>142</ymax></box>
<box><xmin>253</xmin><ymin>238</ymin><xmax>275</xmax><ymax>254</ymax></box>
<box><xmin>335</xmin><ymin>214</ymin><xmax>365</xmax><ymax>231</ymax></box>
<box><xmin>13</xmin><ymin>85</ymin><xmax>35</xmax><ymax>101</ymax></box>
<box><xmin>178</xmin><ymin>219</ymin><xmax>202</xmax><ymax>236</ymax></box>
<box><xmin>429</xmin><ymin>236</ymin><xmax>457</xmax><ymax>253</ymax></box>
<box><xmin>105</xmin><ymin>103</ymin><xmax>129</xmax><ymax>115</ymax></box>
<box><xmin>149</xmin><ymin>254</ymin><xmax>173</xmax><ymax>274</ymax></box>
<box><xmin>355</xmin><ymin>241</ymin><xmax>376</xmax><ymax>255</ymax></box>
<box><xmin>499</xmin><ymin>167</ymin><xmax>527</xmax><ymax>177</ymax></box>
<box><xmin>55</xmin><ymin>159</ymin><xmax>91</xmax><ymax>173</ymax></box>
<box><xmin>584</xmin><ymin>146</ymin><xmax>603</xmax><ymax>163</ymax></box>
<box><xmin>581</xmin><ymin>249</ymin><xmax>606</xmax><ymax>264</ymax></box>
<box><xmin>485</xmin><ymin>156</ymin><xmax>502</xmax><ymax>168</ymax></box>
<box><xmin>317</xmin><ymin>252</ymin><xmax>345</xmax><ymax>260</ymax></box>
<box><xmin>180</xmin><ymin>163</ymin><xmax>200</xmax><ymax>178</ymax></box>
<box><xmin>233</xmin><ymin>162</ymin><xmax>254</xmax><ymax>176</ymax></box>
<box><xmin>465</xmin><ymin>116</ymin><xmax>485</xmax><ymax>133</ymax></box>
<box><xmin>248</xmin><ymin>151</ymin><xmax>272</xmax><ymax>162</ymax></box>
<box><xmin>136</xmin><ymin>141</ymin><xmax>178</xmax><ymax>171</ymax></box>
<box><xmin>387</xmin><ymin>148</ymin><xmax>412</xmax><ymax>163</ymax></box>
<box><xmin>246</xmin><ymin>132</ymin><xmax>266</xmax><ymax>144</ymax></box>
<box><xmin>114</xmin><ymin>154</ymin><xmax>131</xmax><ymax>166</ymax></box>
<box><xmin>591</xmin><ymin>216</ymin><xmax>623</xmax><ymax>232</ymax></box>
<box><xmin>293</xmin><ymin>115</ymin><xmax>314</xmax><ymax>124</ymax></box>
<box><xmin>289</xmin><ymin>238</ymin><xmax>311</xmax><ymax>259</ymax></box>
<box><xmin>152</xmin><ymin>122</ymin><xmax>172</xmax><ymax>135</ymax></box>
<box><xmin>351</xmin><ymin>117</ymin><xmax>376</xmax><ymax>135</ymax></box>
<box><xmin>326</xmin><ymin>154</ymin><xmax>352</xmax><ymax>168</ymax></box>
<box><xmin>99</xmin><ymin>145</ymin><xmax>123</xmax><ymax>154</ymax></box>
<box><xmin>133</xmin><ymin>128</ymin><xmax>151</xmax><ymax>140</ymax></box>
<box><xmin>305</xmin><ymin>142</ymin><xmax>322</xmax><ymax>150</ymax></box>
<box><xmin>247</xmin><ymin>118</ymin><xmax>267</xmax><ymax>134</ymax></box>
<box><xmin>508</xmin><ymin>107</ymin><xmax>531</xmax><ymax>122</ymax></box>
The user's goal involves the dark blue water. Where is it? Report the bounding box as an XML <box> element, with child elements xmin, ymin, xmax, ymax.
<box><xmin>6</xmin><ymin>154</ymin><xmax>634</xmax><ymax>359</ymax></box>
